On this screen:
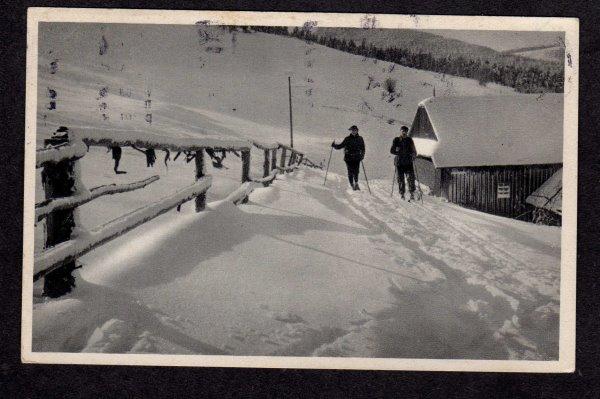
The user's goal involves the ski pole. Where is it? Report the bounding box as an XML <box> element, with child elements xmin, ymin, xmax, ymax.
<box><xmin>412</xmin><ymin>158</ymin><xmax>424</xmax><ymax>204</ymax></box>
<box><xmin>323</xmin><ymin>145</ymin><xmax>333</xmax><ymax>186</ymax></box>
<box><xmin>361</xmin><ymin>161</ymin><xmax>372</xmax><ymax>195</ymax></box>
<box><xmin>391</xmin><ymin>167</ymin><xmax>396</xmax><ymax>197</ymax></box>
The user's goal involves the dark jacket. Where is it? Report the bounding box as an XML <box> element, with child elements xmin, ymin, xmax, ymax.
<box><xmin>390</xmin><ymin>136</ymin><xmax>416</xmax><ymax>166</ymax></box>
<box><xmin>111</xmin><ymin>146</ymin><xmax>122</xmax><ymax>160</ymax></box>
<box><xmin>333</xmin><ymin>134</ymin><xmax>365</xmax><ymax>162</ymax></box>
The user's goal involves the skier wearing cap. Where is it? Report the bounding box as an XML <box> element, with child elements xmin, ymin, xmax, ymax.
<box><xmin>332</xmin><ymin>125</ymin><xmax>365</xmax><ymax>190</ymax></box>
<box><xmin>390</xmin><ymin>125</ymin><xmax>417</xmax><ymax>200</ymax></box>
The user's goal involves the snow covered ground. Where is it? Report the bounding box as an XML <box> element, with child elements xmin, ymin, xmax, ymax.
<box><xmin>32</xmin><ymin>23</ymin><xmax>559</xmax><ymax>360</ymax></box>
<box><xmin>32</xmin><ymin>163</ymin><xmax>560</xmax><ymax>360</ymax></box>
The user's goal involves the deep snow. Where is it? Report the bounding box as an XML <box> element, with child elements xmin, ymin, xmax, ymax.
<box><xmin>33</xmin><ymin>165</ymin><xmax>560</xmax><ymax>359</ymax></box>
<box><xmin>32</xmin><ymin>23</ymin><xmax>559</xmax><ymax>360</ymax></box>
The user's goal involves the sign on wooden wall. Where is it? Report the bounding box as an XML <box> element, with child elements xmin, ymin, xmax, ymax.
<box><xmin>497</xmin><ymin>183</ymin><xmax>511</xmax><ymax>199</ymax></box>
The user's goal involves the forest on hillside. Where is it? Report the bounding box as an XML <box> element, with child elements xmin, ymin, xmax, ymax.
<box><xmin>250</xmin><ymin>26</ymin><xmax>564</xmax><ymax>94</ymax></box>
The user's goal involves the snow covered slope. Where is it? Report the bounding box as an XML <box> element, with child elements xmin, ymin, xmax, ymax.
<box><xmin>38</xmin><ymin>23</ymin><xmax>514</xmax><ymax>179</ymax></box>
<box><xmin>505</xmin><ymin>46</ymin><xmax>565</xmax><ymax>63</ymax></box>
<box><xmin>33</xmin><ymin>23</ymin><xmax>556</xmax><ymax>361</ymax></box>
<box><xmin>33</xmin><ymin>167</ymin><xmax>560</xmax><ymax>360</ymax></box>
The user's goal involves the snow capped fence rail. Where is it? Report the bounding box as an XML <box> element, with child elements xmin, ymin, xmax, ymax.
<box><xmin>277</xmin><ymin>144</ymin><xmax>303</xmax><ymax>167</ymax></box>
<box><xmin>276</xmin><ymin>165</ymin><xmax>299</xmax><ymax>174</ymax></box>
<box><xmin>302</xmin><ymin>159</ymin><xmax>321</xmax><ymax>169</ymax></box>
<box><xmin>36</xmin><ymin>139</ymin><xmax>87</xmax><ymax>167</ymax></box>
<box><xmin>34</xmin><ymin>177</ymin><xmax>213</xmax><ymax>280</ymax></box>
<box><xmin>35</xmin><ymin>175</ymin><xmax>160</xmax><ymax>222</ymax></box>
<box><xmin>252</xmin><ymin>140</ymin><xmax>279</xmax><ymax>150</ymax></box>
<box><xmin>252</xmin><ymin>170</ymin><xmax>278</xmax><ymax>186</ymax></box>
<box><xmin>224</xmin><ymin>182</ymin><xmax>255</xmax><ymax>205</ymax></box>
<box><xmin>34</xmin><ymin>131</ymin><xmax>319</xmax><ymax>297</ymax></box>
<box><xmin>81</xmin><ymin>130</ymin><xmax>252</xmax><ymax>152</ymax></box>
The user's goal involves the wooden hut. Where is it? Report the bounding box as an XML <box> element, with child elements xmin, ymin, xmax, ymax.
<box><xmin>409</xmin><ymin>94</ymin><xmax>563</xmax><ymax>219</ymax></box>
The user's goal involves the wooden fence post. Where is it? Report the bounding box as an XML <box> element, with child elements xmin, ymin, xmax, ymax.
<box><xmin>41</xmin><ymin>137</ymin><xmax>77</xmax><ymax>297</ymax></box>
<box><xmin>241</xmin><ymin>149</ymin><xmax>251</xmax><ymax>183</ymax></box>
<box><xmin>241</xmin><ymin>149</ymin><xmax>251</xmax><ymax>204</ymax></box>
<box><xmin>271</xmin><ymin>148</ymin><xmax>277</xmax><ymax>171</ymax></box>
<box><xmin>280</xmin><ymin>147</ymin><xmax>287</xmax><ymax>168</ymax></box>
<box><xmin>263</xmin><ymin>149</ymin><xmax>270</xmax><ymax>178</ymax></box>
<box><xmin>195</xmin><ymin>149</ymin><xmax>206</xmax><ymax>212</ymax></box>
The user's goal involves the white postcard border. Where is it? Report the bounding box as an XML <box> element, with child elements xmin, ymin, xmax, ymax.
<box><xmin>22</xmin><ymin>7</ymin><xmax>579</xmax><ymax>373</ymax></box>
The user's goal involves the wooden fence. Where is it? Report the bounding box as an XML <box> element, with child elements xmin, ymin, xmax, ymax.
<box><xmin>35</xmin><ymin>132</ymin><xmax>319</xmax><ymax>297</ymax></box>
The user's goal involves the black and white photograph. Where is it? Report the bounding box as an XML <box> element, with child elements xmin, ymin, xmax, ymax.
<box><xmin>22</xmin><ymin>9</ymin><xmax>578</xmax><ymax>372</ymax></box>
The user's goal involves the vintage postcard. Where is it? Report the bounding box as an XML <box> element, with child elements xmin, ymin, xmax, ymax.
<box><xmin>22</xmin><ymin>8</ymin><xmax>578</xmax><ymax>372</ymax></box>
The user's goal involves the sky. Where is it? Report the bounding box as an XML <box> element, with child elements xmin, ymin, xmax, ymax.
<box><xmin>422</xmin><ymin>30</ymin><xmax>564</xmax><ymax>52</ymax></box>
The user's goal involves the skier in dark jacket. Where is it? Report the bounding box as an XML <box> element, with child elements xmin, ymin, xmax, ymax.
<box><xmin>332</xmin><ymin>125</ymin><xmax>365</xmax><ymax>190</ymax></box>
<box><xmin>107</xmin><ymin>145</ymin><xmax>127</xmax><ymax>174</ymax></box>
<box><xmin>390</xmin><ymin>125</ymin><xmax>417</xmax><ymax>200</ymax></box>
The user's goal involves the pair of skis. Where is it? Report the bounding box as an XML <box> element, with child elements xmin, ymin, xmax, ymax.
<box><xmin>323</xmin><ymin>146</ymin><xmax>372</xmax><ymax>194</ymax></box>
<box><xmin>391</xmin><ymin>164</ymin><xmax>424</xmax><ymax>204</ymax></box>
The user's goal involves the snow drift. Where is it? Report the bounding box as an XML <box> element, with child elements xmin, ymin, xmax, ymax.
<box><xmin>32</xmin><ymin>23</ymin><xmax>558</xmax><ymax>361</ymax></box>
<box><xmin>33</xmin><ymin>168</ymin><xmax>560</xmax><ymax>360</ymax></box>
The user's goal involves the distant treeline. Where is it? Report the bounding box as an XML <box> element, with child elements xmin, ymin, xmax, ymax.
<box><xmin>501</xmin><ymin>44</ymin><xmax>561</xmax><ymax>55</ymax></box>
<box><xmin>249</xmin><ymin>26</ymin><xmax>564</xmax><ymax>94</ymax></box>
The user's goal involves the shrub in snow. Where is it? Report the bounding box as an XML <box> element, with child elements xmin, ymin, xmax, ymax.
<box><xmin>358</xmin><ymin>100</ymin><xmax>373</xmax><ymax>112</ymax></box>
<box><xmin>532</xmin><ymin>208</ymin><xmax>561</xmax><ymax>226</ymax></box>
<box><xmin>384</xmin><ymin>77</ymin><xmax>397</xmax><ymax>94</ymax></box>
<box><xmin>366</xmin><ymin>76</ymin><xmax>381</xmax><ymax>90</ymax></box>
<box><xmin>268</xmin><ymin>311</ymin><xmax>305</xmax><ymax>324</ymax></box>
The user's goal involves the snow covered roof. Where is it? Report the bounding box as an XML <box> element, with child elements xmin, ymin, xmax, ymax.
<box><xmin>410</xmin><ymin>94</ymin><xmax>564</xmax><ymax>168</ymax></box>
<box><xmin>526</xmin><ymin>168</ymin><xmax>562</xmax><ymax>214</ymax></box>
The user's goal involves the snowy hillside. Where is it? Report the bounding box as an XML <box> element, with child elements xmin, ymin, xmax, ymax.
<box><xmin>311</xmin><ymin>28</ymin><xmax>504</xmax><ymax>60</ymax></box>
<box><xmin>33</xmin><ymin>165</ymin><xmax>560</xmax><ymax>359</ymax></box>
<box><xmin>507</xmin><ymin>46</ymin><xmax>565</xmax><ymax>63</ymax></box>
<box><xmin>32</xmin><ymin>23</ymin><xmax>560</xmax><ymax>361</ymax></box>
<box><xmin>38</xmin><ymin>23</ymin><xmax>514</xmax><ymax>179</ymax></box>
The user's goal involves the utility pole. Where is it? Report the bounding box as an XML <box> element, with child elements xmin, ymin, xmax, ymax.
<box><xmin>288</xmin><ymin>76</ymin><xmax>294</xmax><ymax>148</ymax></box>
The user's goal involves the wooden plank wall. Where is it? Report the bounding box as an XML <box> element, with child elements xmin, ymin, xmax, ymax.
<box><xmin>413</xmin><ymin>157</ymin><xmax>441</xmax><ymax>195</ymax></box>
<box><xmin>441</xmin><ymin>164</ymin><xmax>562</xmax><ymax>218</ymax></box>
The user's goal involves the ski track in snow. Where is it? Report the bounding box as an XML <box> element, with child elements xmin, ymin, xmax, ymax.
<box><xmin>317</xmin><ymin>173</ymin><xmax>559</xmax><ymax>359</ymax></box>
<box><xmin>33</xmin><ymin>168</ymin><xmax>560</xmax><ymax>360</ymax></box>
<box><xmin>33</xmin><ymin>26</ymin><xmax>558</xmax><ymax>360</ymax></box>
